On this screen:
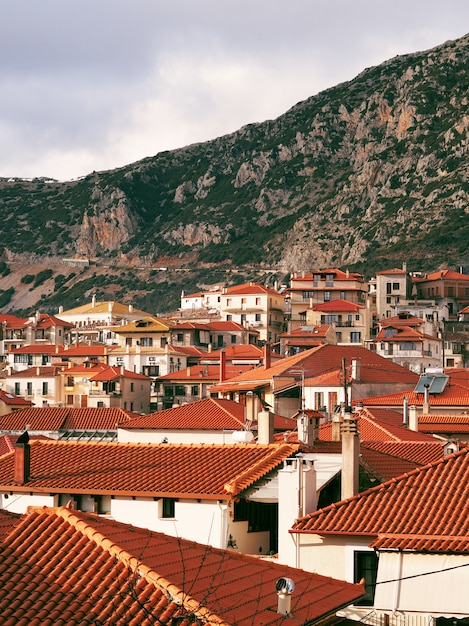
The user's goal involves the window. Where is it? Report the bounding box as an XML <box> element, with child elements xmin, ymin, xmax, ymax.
<box><xmin>27</xmin><ymin>382</ymin><xmax>32</xmax><ymax>396</ymax></box>
<box><xmin>386</xmin><ymin>282</ymin><xmax>392</xmax><ymax>295</ymax></box>
<box><xmin>302</xmin><ymin>290</ymin><xmax>314</xmax><ymax>299</ymax></box>
<box><xmin>142</xmin><ymin>365</ymin><xmax>159</xmax><ymax>377</ymax></box>
<box><xmin>448</xmin><ymin>286</ymin><xmax>454</xmax><ymax>296</ymax></box>
<box><xmin>125</xmin><ymin>338</ymin><xmax>132</xmax><ymax>346</ymax></box>
<box><xmin>160</xmin><ymin>337</ymin><xmax>167</xmax><ymax>348</ymax></box>
<box><xmin>176</xmin><ymin>333</ymin><xmax>183</xmax><ymax>342</ymax></box>
<box><xmin>355</xmin><ymin>314</ymin><xmax>360</xmax><ymax>321</ymax></box>
<box><xmin>350</xmin><ymin>332</ymin><xmax>361</xmax><ymax>343</ymax></box>
<box><xmin>323</xmin><ymin>291</ymin><xmax>331</xmax><ymax>302</ymax></box>
<box><xmin>140</xmin><ymin>337</ymin><xmax>153</xmax><ymax>347</ymax></box>
<box><xmin>354</xmin><ymin>551</ymin><xmax>378</xmax><ymax>605</ymax></box>
<box><xmin>393</xmin><ymin>282</ymin><xmax>400</xmax><ymax>290</ymax></box>
<box><xmin>161</xmin><ymin>498</ymin><xmax>175</xmax><ymax>518</ymax></box>
<box><xmin>42</xmin><ymin>382</ymin><xmax>48</xmax><ymax>396</ymax></box>
<box><xmin>175</xmin><ymin>385</ymin><xmax>185</xmax><ymax>396</ymax></box>
<box><xmin>240</xmin><ymin>314</ymin><xmax>246</xmax><ymax>324</ymax></box>
<box><xmin>255</xmin><ymin>297</ymin><xmax>261</xmax><ymax>305</ymax></box>
<box><xmin>255</xmin><ymin>313</ymin><xmax>261</xmax><ymax>322</ymax></box>
<box><xmin>164</xmin><ymin>386</ymin><xmax>174</xmax><ymax>398</ymax></box>
<box><xmin>14</xmin><ymin>383</ymin><xmax>20</xmax><ymax>395</ymax></box>
<box><xmin>400</xmin><ymin>342</ymin><xmax>416</xmax><ymax>351</ymax></box>
<box><xmin>226</xmin><ymin>314</ymin><xmax>232</xmax><ymax>321</ymax></box>
<box><xmin>191</xmin><ymin>385</ymin><xmax>199</xmax><ymax>396</ymax></box>
<box><xmin>130</xmin><ymin>383</ymin><xmax>134</xmax><ymax>392</ymax></box>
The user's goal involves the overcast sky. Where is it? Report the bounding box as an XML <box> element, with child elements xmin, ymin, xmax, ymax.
<box><xmin>1</xmin><ymin>1</ymin><xmax>468</xmax><ymax>181</ymax></box>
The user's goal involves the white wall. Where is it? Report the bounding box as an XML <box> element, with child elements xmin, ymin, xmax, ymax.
<box><xmin>1</xmin><ymin>492</ymin><xmax>57</xmax><ymax>514</ymax></box>
<box><xmin>375</xmin><ymin>551</ymin><xmax>469</xmax><ymax>615</ymax></box>
<box><xmin>117</xmin><ymin>428</ymin><xmax>238</xmax><ymax>444</ymax></box>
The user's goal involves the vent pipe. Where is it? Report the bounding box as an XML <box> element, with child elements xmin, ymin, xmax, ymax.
<box><xmin>402</xmin><ymin>396</ymin><xmax>409</xmax><ymax>427</ymax></box>
<box><xmin>276</xmin><ymin>578</ymin><xmax>295</xmax><ymax>616</ymax></box>
<box><xmin>257</xmin><ymin>407</ymin><xmax>274</xmax><ymax>444</ymax></box>
<box><xmin>219</xmin><ymin>350</ymin><xmax>226</xmax><ymax>382</ymax></box>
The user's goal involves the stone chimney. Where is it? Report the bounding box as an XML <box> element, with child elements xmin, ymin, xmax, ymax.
<box><xmin>341</xmin><ymin>411</ymin><xmax>360</xmax><ymax>500</ymax></box>
<box><xmin>257</xmin><ymin>408</ymin><xmax>274</xmax><ymax>444</ymax></box>
<box><xmin>332</xmin><ymin>410</ymin><xmax>342</xmax><ymax>442</ymax></box>
<box><xmin>14</xmin><ymin>433</ymin><xmax>30</xmax><ymax>485</ymax></box>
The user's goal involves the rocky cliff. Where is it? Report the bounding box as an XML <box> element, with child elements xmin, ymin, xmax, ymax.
<box><xmin>1</xmin><ymin>33</ymin><xmax>468</xmax><ymax>313</ymax></box>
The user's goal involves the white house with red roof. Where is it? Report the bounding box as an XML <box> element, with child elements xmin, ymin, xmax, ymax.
<box><xmin>306</xmin><ymin>299</ymin><xmax>371</xmax><ymax>345</ymax></box>
<box><xmin>287</xmin><ymin>269</ymin><xmax>368</xmax><ymax>330</ymax></box>
<box><xmin>284</xmin><ymin>447</ymin><xmax>469</xmax><ymax>623</ymax></box>
<box><xmin>371</xmin><ymin>323</ymin><xmax>442</xmax><ymax>373</ymax></box>
<box><xmin>375</xmin><ymin>265</ymin><xmax>410</xmax><ymax>320</ymax></box>
<box><xmin>5</xmin><ymin>365</ymin><xmax>64</xmax><ymax>408</ymax></box>
<box><xmin>279</xmin><ymin>324</ymin><xmax>337</xmax><ymax>356</ymax></box>
<box><xmin>60</xmin><ymin>361</ymin><xmax>151</xmax><ymax>412</ymax></box>
<box><xmin>0</xmin><ymin>313</ymin><xmax>73</xmax><ymax>360</ymax></box>
<box><xmin>0</xmin><ymin>389</ymin><xmax>33</xmax><ymax>414</ymax></box>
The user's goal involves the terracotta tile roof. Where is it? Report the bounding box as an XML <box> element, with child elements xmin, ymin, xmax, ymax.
<box><xmin>319</xmin><ymin>408</ymin><xmax>436</xmax><ymax>442</ymax></box>
<box><xmin>363</xmin><ymin>440</ymin><xmax>447</xmax><ymax>465</ymax></box>
<box><xmin>0</xmin><ymin>434</ymin><xmax>49</xmax><ymax>457</ymax></box>
<box><xmin>379</xmin><ymin>314</ymin><xmax>424</xmax><ymax>327</ymax></box>
<box><xmin>205</xmin><ymin>320</ymin><xmax>247</xmax><ymax>331</ymax></box>
<box><xmin>10</xmin><ymin>365</ymin><xmax>63</xmax><ymax>378</ymax></box>
<box><xmin>158</xmin><ymin>363</ymin><xmax>255</xmax><ymax>381</ymax></box>
<box><xmin>9</xmin><ymin>344</ymin><xmax>63</xmax><ymax>354</ymax></box>
<box><xmin>0</xmin><ymin>441</ymin><xmax>299</xmax><ymax>499</ymax></box>
<box><xmin>418</xmin><ymin>414</ymin><xmax>469</xmax><ymax>434</ymax></box>
<box><xmin>292</xmin><ymin>447</ymin><xmax>469</xmax><ymax>553</ymax></box>
<box><xmin>60</xmin><ymin>362</ymin><xmax>149</xmax><ymax>381</ymax></box>
<box><xmin>0</xmin><ymin>506</ymin><xmax>364</xmax><ymax>624</ymax></box>
<box><xmin>211</xmin><ymin>345</ymin><xmax>419</xmax><ymax>393</ymax></box>
<box><xmin>0</xmin><ymin>390</ymin><xmax>33</xmax><ymax>406</ymax></box>
<box><xmin>374</xmin><ymin>325</ymin><xmax>437</xmax><ymax>342</ymax></box>
<box><xmin>358</xmin><ymin>382</ymin><xmax>469</xmax><ymax>407</ymax></box>
<box><xmin>27</xmin><ymin>313</ymin><xmax>74</xmax><ymax>329</ymax></box>
<box><xmin>290</xmin><ymin>269</ymin><xmax>364</xmax><ymax>282</ymax></box>
<box><xmin>312</xmin><ymin>299</ymin><xmax>363</xmax><ymax>312</ymax></box>
<box><xmin>0</xmin><ymin>407</ymin><xmax>137</xmax><ymax>432</ymax></box>
<box><xmin>359</xmin><ymin>446</ymin><xmax>420</xmax><ymax>482</ymax></box>
<box><xmin>279</xmin><ymin>325</ymin><xmax>332</xmax><ymax>338</ymax></box>
<box><xmin>59</xmin><ymin>345</ymin><xmax>116</xmax><ymax>356</ymax></box>
<box><xmin>225</xmin><ymin>282</ymin><xmax>282</xmax><ymax>296</ymax></box>
<box><xmin>413</xmin><ymin>269</ymin><xmax>469</xmax><ymax>282</ymax></box>
<box><xmin>122</xmin><ymin>398</ymin><xmax>248</xmax><ymax>430</ymax></box>
<box><xmin>202</xmin><ymin>344</ymin><xmax>265</xmax><ymax>360</ymax></box>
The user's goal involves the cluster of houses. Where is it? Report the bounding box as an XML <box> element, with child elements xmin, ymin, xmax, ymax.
<box><xmin>0</xmin><ymin>265</ymin><xmax>468</xmax><ymax>623</ymax></box>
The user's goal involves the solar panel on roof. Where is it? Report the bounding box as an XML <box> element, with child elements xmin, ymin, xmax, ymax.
<box><xmin>414</xmin><ymin>374</ymin><xmax>449</xmax><ymax>394</ymax></box>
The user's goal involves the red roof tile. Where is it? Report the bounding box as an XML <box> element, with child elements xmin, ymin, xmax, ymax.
<box><xmin>211</xmin><ymin>345</ymin><xmax>418</xmax><ymax>393</ymax></box>
<box><xmin>0</xmin><ymin>390</ymin><xmax>33</xmax><ymax>406</ymax></box>
<box><xmin>0</xmin><ymin>506</ymin><xmax>363</xmax><ymax>624</ymax></box>
<box><xmin>312</xmin><ymin>299</ymin><xmax>363</xmax><ymax>312</ymax></box>
<box><xmin>0</xmin><ymin>441</ymin><xmax>299</xmax><ymax>499</ymax></box>
<box><xmin>0</xmin><ymin>407</ymin><xmax>137</xmax><ymax>432</ymax></box>
<box><xmin>123</xmin><ymin>398</ymin><xmax>247</xmax><ymax>430</ymax></box>
<box><xmin>292</xmin><ymin>447</ymin><xmax>469</xmax><ymax>553</ymax></box>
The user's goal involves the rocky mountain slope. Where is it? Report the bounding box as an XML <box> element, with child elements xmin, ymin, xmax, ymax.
<box><xmin>1</xmin><ymin>33</ymin><xmax>468</xmax><ymax>314</ymax></box>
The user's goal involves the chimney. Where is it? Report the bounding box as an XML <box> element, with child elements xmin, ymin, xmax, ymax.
<box><xmin>219</xmin><ymin>350</ymin><xmax>226</xmax><ymax>382</ymax></box>
<box><xmin>14</xmin><ymin>434</ymin><xmax>30</xmax><ymax>485</ymax></box>
<box><xmin>297</xmin><ymin>411</ymin><xmax>319</xmax><ymax>446</ymax></box>
<box><xmin>58</xmin><ymin>306</ymin><xmax>63</xmax><ymax>314</ymax></box>
<box><xmin>128</xmin><ymin>304</ymin><xmax>133</xmax><ymax>313</ymax></box>
<box><xmin>351</xmin><ymin>359</ymin><xmax>361</xmax><ymax>382</ymax></box>
<box><xmin>341</xmin><ymin>411</ymin><xmax>359</xmax><ymax>500</ymax></box>
<box><xmin>263</xmin><ymin>344</ymin><xmax>271</xmax><ymax>370</ymax></box>
<box><xmin>36</xmin><ymin>366</ymin><xmax>40</xmax><ymax>376</ymax></box>
<box><xmin>91</xmin><ymin>294</ymin><xmax>96</xmax><ymax>308</ymax></box>
<box><xmin>423</xmin><ymin>384</ymin><xmax>430</xmax><ymax>414</ymax></box>
<box><xmin>409</xmin><ymin>405</ymin><xmax>418</xmax><ymax>431</ymax></box>
<box><xmin>257</xmin><ymin>408</ymin><xmax>274</xmax><ymax>444</ymax></box>
<box><xmin>402</xmin><ymin>396</ymin><xmax>409</xmax><ymax>427</ymax></box>
<box><xmin>332</xmin><ymin>410</ymin><xmax>342</xmax><ymax>442</ymax></box>
<box><xmin>108</xmin><ymin>302</ymin><xmax>112</xmax><ymax>312</ymax></box>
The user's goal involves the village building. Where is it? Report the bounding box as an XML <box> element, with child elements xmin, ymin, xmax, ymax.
<box><xmin>211</xmin><ymin>345</ymin><xmax>418</xmax><ymax>419</ymax></box>
<box><xmin>0</xmin><ymin>505</ymin><xmax>364</xmax><ymax>624</ymax></box>
<box><xmin>55</xmin><ymin>297</ymin><xmax>151</xmax><ymax>344</ymax></box>
<box><xmin>0</xmin><ymin>406</ymin><xmax>137</xmax><ymax>440</ymax></box>
<box><xmin>286</xmin><ymin>269</ymin><xmax>368</xmax><ymax>331</ymax></box>
<box><xmin>284</xmin><ymin>445</ymin><xmax>469</xmax><ymax>623</ymax></box>
<box><xmin>306</xmin><ymin>299</ymin><xmax>372</xmax><ymax>345</ymax></box>
<box><xmin>279</xmin><ymin>324</ymin><xmax>337</xmax><ymax>356</ymax></box>
<box><xmin>60</xmin><ymin>361</ymin><xmax>151</xmax><ymax>412</ymax></box>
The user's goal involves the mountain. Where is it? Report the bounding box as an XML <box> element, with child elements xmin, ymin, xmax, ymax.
<box><xmin>1</xmin><ymin>33</ymin><xmax>469</xmax><ymax>314</ymax></box>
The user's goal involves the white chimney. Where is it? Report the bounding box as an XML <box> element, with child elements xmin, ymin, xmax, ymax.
<box><xmin>297</xmin><ymin>411</ymin><xmax>319</xmax><ymax>446</ymax></box>
<box><xmin>409</xmin><ymin>405</ymin><xmax>418</xmax><ymax>431</ymax></box>
<box><xmin>276</xmin><ymin>577</ymin><xmax>295</xmax><ymax>616</ymax></box>
<box><xmin>257</xmin><ymin>408</ymin><xmax>274</xmax><ymax>444</ymax></box>
<box><xmin>351</xmin><ymin>358</ymin><xmax>361</xmax><ymax>382</ymax></box>
<box><xmin>341</xmin><ymin>412</ymin><xmax>360</xmax><ymax>500</ymax></box>
<box><xmin>91</xmin><ymin>294</ymin><xmax>96</xmax><ymax>308</ymax></box>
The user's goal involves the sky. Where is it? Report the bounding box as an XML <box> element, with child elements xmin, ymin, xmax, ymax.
<box><xmin>1</xmin><ymin>1</ymin><xmax>469</xmax><ymax>182</ymax></box>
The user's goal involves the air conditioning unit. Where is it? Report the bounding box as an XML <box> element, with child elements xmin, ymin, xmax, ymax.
<box><xmin>149</xmin><ymin>357</ymin><xmax>156</xmax><ymax>362</ymax></box>
<box><xmin>116</xmin><ymin>357</ymin><xmax>124</xmax><ymax>363</ymax></box>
